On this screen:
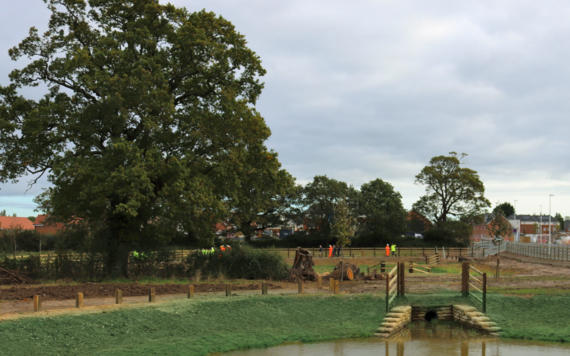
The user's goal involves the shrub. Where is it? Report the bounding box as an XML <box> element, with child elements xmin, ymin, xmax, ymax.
<box><xmin>185</xmin><ymin>245</ymin><xmax>288</xmax><ymax>280</ymax></box>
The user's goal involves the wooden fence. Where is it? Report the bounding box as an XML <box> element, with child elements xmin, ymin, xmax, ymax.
<box><xmin>270</xmin><ymin>247</ymin><xmax>470</xmax><ymax>259</ymax></box>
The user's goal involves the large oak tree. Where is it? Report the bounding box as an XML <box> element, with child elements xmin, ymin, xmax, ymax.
<box><xmin>413</xmin><ymin>152</ymin><xmax>491</xmax><ymax>225</ymax></box>
<box><xmin>0</xmin><ymin>0</ymin><xmax>290</xmax><ymax>273</ymax></box>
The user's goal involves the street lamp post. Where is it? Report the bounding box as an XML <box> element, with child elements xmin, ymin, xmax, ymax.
<box><xmin>514</xmin><ymin>200</ymin><xmax>517</xmax><ymax>242</ymax></box>
<box><xmin>549</xmin><ymin>194</ymin><xmax>554</xmax><ymax>257</ymax></box>
<box><xmin>539</xmin><ymin>205</ymin><xmax>542</xmax><ymax>241</ymax></box>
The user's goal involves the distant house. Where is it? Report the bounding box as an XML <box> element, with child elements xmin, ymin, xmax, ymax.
<box><xmin>506</xmin><ymin>214</ymin><xmax>559</xmax><ymax>236</ymax></box>
<box><xmin>406</xmin><ymin>211</ymin><xmax>431</xmax><ymax>236</ymax></box>
<box><xmin>33</xmin><ymin>214</ymin><xmax>66</xmax><ymax>235</ymax></box>
<box><xmin>0</xmin><ymin>216</ymin><xmax>35</xmax><ymax>231</ymax></box>
<box><xmin>471</xmin><ymin>213</ymin><xmax>513</xmax><ymax>242</ymax></box>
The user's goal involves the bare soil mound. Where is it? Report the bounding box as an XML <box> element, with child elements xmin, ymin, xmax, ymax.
<box><xmin>0</xmin><ymin>282</ymin><xmax>281</xmax><ymax>301</ymax></box>
<box><xmin>0</xmin><ymin>268</ymin><xmax>31</xmax><ymax>285</ymax></box>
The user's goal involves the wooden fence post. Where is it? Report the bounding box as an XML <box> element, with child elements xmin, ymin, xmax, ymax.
<box><xmin>262</xmin><ymin>282</ymin><xmax>268</xmax><ymax>295</ymax></box>
<box><xmin>374</xmin><ymin>247</ymin><xmax>376</xmax><ymax>257</ymax></box>
<box><xmin>115</xmin><ymin>290</ymin><xmax>122</xmax><ymax>304</ymax></box>
<box><xmin>149</xmin><ymin>287</ymin><xmax>156</xmax><ymax>302</ymax></box>
<box><xmin>188</xmin><ymin>285</ymin><xmax>194</xmax><ymax>299</ymax></box>
<box><xmin>496</xmin><ymin>257</ymin><xmax>500</xmax><ymax>279</ymax></box>
<box><xmin>226</xmin><ymin>283</ymin><xmax>232</xmax><ymax>296</ymax></box>
<box><xmin>298</xmin><ymin>280</ymin><xmax>304</xmax><ymax>294</ymax></box>
<box><xmin>76</xmin><ymin>293</ymin><xmax>83</xmax><ymax>308</ymax></box>
<box><xmin>317</xmin><ymin>275</ymin><xmax>322</xmax><ymax>288</ymax></box>
<box><xmin>399</xmin><ymin>262</ymin><xmax>405</xmax><ymax>297</ymax></box>
<box><xmin>361</xmin><ymin>247</ymin><xmax>364</xmax><ymax>257</ymax></box>
<box><xmin>385</xmin><ymin>272</ymin><xmax>390</xmax><ymax>313</ymax></box>
<box><xmin>409</xmin><ymin>261</ymin><xmax>413</xmax><ymax>273</ymax></box>
<box><xmin>33</xmin><ymin>295</ymin><xmax>41</xmax><ymax>312</ymax></box>
<box><xmin>334</xmin><ymin>279</ymin><xmax>340</xmax><ymax>294</ymax></box>
<box><xmin>330</xmin><ymin>278</ymin><xmax>335</xmax><ymax>293</ymax></box>
<box><xmin>461</xmin><ymin>262</ymin><xmax>469</xmax><ymax>297</ymax></box>
<box><xmin>482</xmin><ymin>273</ymin><xmax>487</xmax><ymax>313</ymax></box>
<box><xmin>381</xmin><ymin>261</ymin><xmax>385</xmax><ymax>273</ymax></box>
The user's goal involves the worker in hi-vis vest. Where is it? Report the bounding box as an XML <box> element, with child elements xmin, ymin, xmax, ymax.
<box><xmin>328</xmin><ymin>245</ymin><xmax>333</xmax><ymax>258</ymax></box>
<box><xmin>391</xmin><ymin>244</ymin><xmax>396</xmax><ymax>257</ymax></box>
<box><xmin>385</xmin><ymin>244</ymin><xmax>390</xmax><ymax>257</ymax></box>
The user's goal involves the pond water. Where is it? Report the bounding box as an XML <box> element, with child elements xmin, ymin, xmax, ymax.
<box><xmin>219</xmin><ymin>324</ymin><xmax>570</xmax><ymax>356</ymax></box>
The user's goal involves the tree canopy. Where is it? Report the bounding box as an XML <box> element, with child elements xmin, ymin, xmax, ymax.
<box><xmin>497</xmin><ymin>202</ymin><xmax>515</xmax><ymax>218</ymax></box>
<box><xmin>413</xmin><ymin>152</ymin><xmax>491</xmax><ymax>225</ymax></box>
<box><xmin>0</xmin><ymin>0</ymin><xmax>287</xmax><ymax>267</ymax></box>
<box><xmin>358</xmin><ymin>178</ymin><xmax>407</xmax><ymax>238</ymax></box>
<box><xmin>487</xmin><ymin>206</ymin><xmax>512</xmax><ymax>244</ymax></box>
<box><xmin>299</xmin><ymin>175</ymin><xmax>358</xmax><ymax>242</ymax></box>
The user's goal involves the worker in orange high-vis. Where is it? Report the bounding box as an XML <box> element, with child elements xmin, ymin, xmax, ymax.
<box><xmin>385</xmin><ymin>244</ymin><xmax>390</xmax><ymax>257</ymax></box>
<box><xmin>328</xmin><ymin>245</ymin><xmax>333</xmax><ymax>258</ymax></box>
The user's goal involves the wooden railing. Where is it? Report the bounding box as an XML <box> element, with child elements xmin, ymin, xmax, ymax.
<box><xmin>425</xmin><ymin>254</ymin><xmax>440</xmax><ymax>265</ymax></box>
<box><xmin>269</xmin><ymin>246</ymin><xmax>471</xmax><ymax>259</ymax></box>
<box><xmin>462</xmin><ymin>262</ymin><xmax>487</xmax><ymax>313</ymax></box>
<box><xmin>385</xmin><ymin>264</ymin><xmax>399</xmax><ymax>313</ymax></box>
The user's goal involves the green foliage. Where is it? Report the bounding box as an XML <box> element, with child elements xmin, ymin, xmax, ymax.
<box><xmin>423</xmin><ymin>220</ymin><xmax>473</xmax><ymax>247</ymax></box>
<box><xmin>185</xmin><ymin>245</ymin><xmax>288</xmax><ymax>280</ymax></box>
<box><xmin>331</xmin><ymin>198</ymin><xmax>355</xmax><ymax>248</ymax></box>
<box><xmin>358</xmin><ymin>178</ymin><xmax>407</xmax><ymax>238</ymax></box>
<box><xmin>487</xmin><ymin>206</ymin><xmax>511</xmax><ymax>244</ymax></box>
<box><xmin>0</xmin><ymin>0</ymin><xmax>282</xmax><ymax>273</ymax></box>
<box><xmin>0</xmin><ymin>209</ymin><xmax>6</xmax><ymax>216</ymax></box>
<box><xmin>0</xmin><ymin>295</ymin><xmax>383</xmax><ymax>355</ymax></box>
<box><xmin>413</xmin><ymin>152</ymin><xmax>491</xmax><ymax>224</ymax></box>
<box><xmin>299</xmin><ymin>175</ymin><xmax>359</xmax><ymax>242</ymax></box>
<box><xmin>497</xmin><ymin>202</ymin><xmax>515</xmax><ymax>217</ymax></box>
<box><xmin>228</xmin><ymin>170</ymin><xmax>299</xmax><ymax>241</ymax></box>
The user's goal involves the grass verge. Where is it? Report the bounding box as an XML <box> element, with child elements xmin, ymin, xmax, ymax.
<box><xmin>0</xmin><ymin>294</ymin><xmax>385</xmax><ymax>356</ymax></box>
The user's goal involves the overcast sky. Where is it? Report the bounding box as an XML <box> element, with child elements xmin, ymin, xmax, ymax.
<box><xmin>1</xmin><ymin>0</ymin><xmax>570</xmax><ymax>219</ymax></box>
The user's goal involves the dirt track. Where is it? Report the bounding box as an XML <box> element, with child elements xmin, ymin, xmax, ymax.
<box><xmin>0</xmin><ymin>282</ymin><xmax>282</xmax><ymax>301</ymax></box>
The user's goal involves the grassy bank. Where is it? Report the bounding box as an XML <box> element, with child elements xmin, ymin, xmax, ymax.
<box><xmin>0</xmin><ymin>294</ymin><xmax>385</xmax><ymax>356</ymax></box>
<box><xmin>394</xmin><ymin>292</ymin><xmax>570</xmax><ymax>343</ymax></box>
<box><xmin>486</xmin><ymin>293</ymin><xmax>570</xmax><ymax>342</ymax></box>
<box><xmin>1</xmin><ymin>292</ymin><xmax>569</xmax><ymax>355</ymax></box>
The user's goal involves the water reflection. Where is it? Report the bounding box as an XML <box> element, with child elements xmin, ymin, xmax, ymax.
<box><xmin>220</xmin><ymin>323</ymin><xmax>570</xmax><ymax>356</ymax></box>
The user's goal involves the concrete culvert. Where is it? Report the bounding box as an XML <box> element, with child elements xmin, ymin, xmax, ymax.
<box><xmin>425</xmin><ymin>310</ymin><xmax>438</xmax><ymax>322</ymax></box>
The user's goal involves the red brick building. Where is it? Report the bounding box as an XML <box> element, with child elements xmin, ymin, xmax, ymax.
<box><xmin>471</xmin><ymin>213</ymin><xmax>513</xmax><ymax>242</ymax></box>
<box><xmin>33</xmin><ymin>214</ymin><xmax>66</xmax><ymax>235</ymax></box>
<box><xmin>0</xmin><ymin>216</ymin><xmax>35</xmax><ymax>231</ymax></box>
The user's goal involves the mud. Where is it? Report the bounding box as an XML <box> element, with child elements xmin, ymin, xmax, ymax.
<box><xmin>0</xmin><ymin>282</ymin><xmax>281</xmax><ymax>301</ymax></box>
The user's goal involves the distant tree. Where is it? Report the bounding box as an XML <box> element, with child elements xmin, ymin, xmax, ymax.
<box><xmin>299</xmin><ymin>176</ymin><xmax>359</xmax><ymax>244</ymax></box>
<box><xmin>497</xmin><ymin>202</ymin><xmax>515</xmax><ymax>218</ymax></box>
<box><xmin>228</xmin><ymin>164</ymin><xmax>298</xmax><ymax>241</ymax></box>
<box><xmin>413</xmin><ymin>152</ymin><xmax>491</xmax><ymax>225</ymax></box>
<box><xmin>0</xmin><ymin>210</ymin><xmax>6</xmax><ymax>216</ymax></box>
<box><xmin>358</xmin><ymin>178</ymin><xmax>407</xmax><ymax>238</ymax></box>
<box><xmin>330</xmin><ymin>198</ymin><xmax>355</xmax><ymax>281</ymax></box>
<box><xmin>486</xmin><ymin>207</ymin><xmax>511</xmax><ymax>255</ymax></box>
<box><xmin>28</xmin><ymin>216</ymin><xmax>36</xmax><ymax>223</ymax></box>
<box><xmin>12</xmin><ymin>213</ymin><xmax>16</xmax><ymax>217</ymax></box>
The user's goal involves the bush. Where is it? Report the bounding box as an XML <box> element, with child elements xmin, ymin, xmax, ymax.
<box><xmin>185</xmin><ymin>245</ymin><xmax>288</xmax><ymax>280</ymax></box>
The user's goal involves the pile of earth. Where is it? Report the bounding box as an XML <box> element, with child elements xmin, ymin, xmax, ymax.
<box><xmin>0</xmin><ymin>282</ymin><xmax>281</xmax><ymax>301</ymax></box>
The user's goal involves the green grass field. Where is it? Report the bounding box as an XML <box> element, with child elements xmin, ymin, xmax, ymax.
<box><xmin>0</xmin><ymin>294</ymin><xmax>385</xmax><ymax>356</ymax></box>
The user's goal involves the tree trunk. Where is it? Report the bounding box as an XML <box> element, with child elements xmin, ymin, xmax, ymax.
<box><xmin>341</xmin><ymin>247</ymin><xmax>344</xmax><ymax>282</ymax></box>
